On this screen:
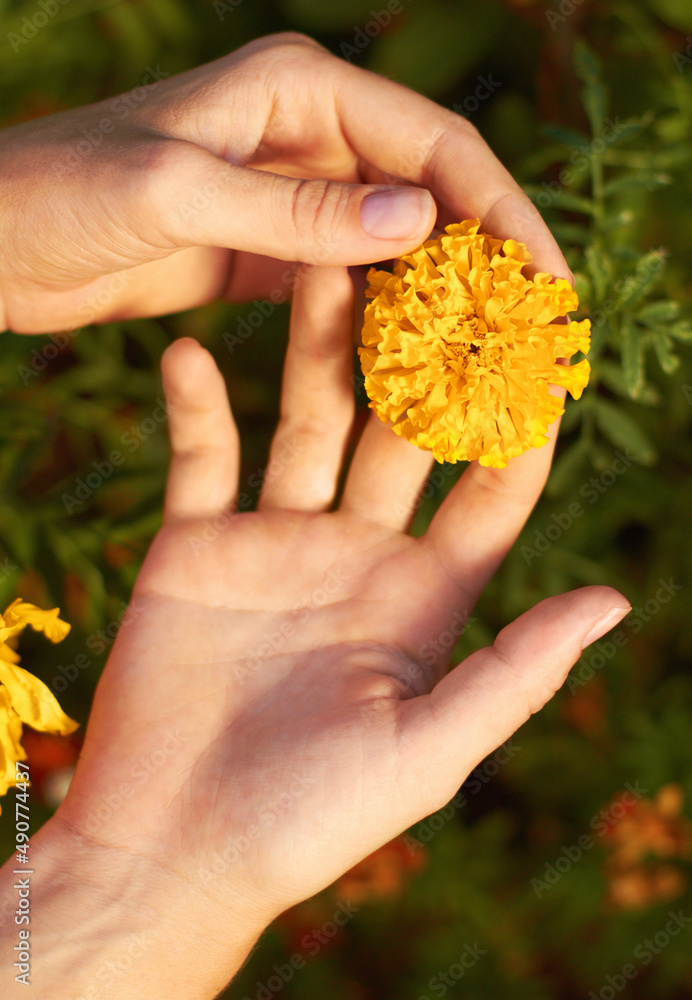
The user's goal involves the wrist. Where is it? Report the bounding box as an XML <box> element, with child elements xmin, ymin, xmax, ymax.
<box><xmin>0</xmin><ymin>812</ymin><xmax>267</xmax><ymax>999</ymax></box>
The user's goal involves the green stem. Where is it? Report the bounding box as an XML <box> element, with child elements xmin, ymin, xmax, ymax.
<box><xmin>591</xmin><ymin>150</ymin><xmax>605</xmax><ymax>237</ymax></box>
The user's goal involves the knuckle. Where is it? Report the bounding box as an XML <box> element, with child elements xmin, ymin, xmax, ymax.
<box><xmin>242</xmin><ymin>32</ymin><xmax>329</xmax><ymax>74</ymax></box>
<box><xmin>264</xmin><ymin>30</ymin><xmax>327</xmax><ymax>53</ymax></box>
<box><xmin>290</xmin><ymin>179</ymin><xmax>349</xmax><ymax>262</ymax></box>
<box><xmin>293</xmin><ymin>262</ymin><xmax>353</xmax><ymax>308</ymax></box>
<box><xmin>451</xmin><ymin>111</ymin><xmax>480</xmax><ymax>138</ymax></box>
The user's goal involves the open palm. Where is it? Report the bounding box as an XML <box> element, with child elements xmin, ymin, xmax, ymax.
<box><xmin>56</xmin><ymin>266</ymin><xmax>627</xmax><ymax>928</ymax></box>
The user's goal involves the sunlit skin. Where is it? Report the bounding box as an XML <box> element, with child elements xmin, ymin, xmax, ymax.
<box><xmin>0</xmin><ymin>267</ymin><xmax>628</xmax><ymax>999</ymax></box>
<box><xmin>0</xmin><ymin>33</ymin><xmax>572</xmax><ymax>334</ymax></box>
<box><xmin>0</xmin><ymin>33</ymin><xmax>627</xmax><ymax>998</ymax></box>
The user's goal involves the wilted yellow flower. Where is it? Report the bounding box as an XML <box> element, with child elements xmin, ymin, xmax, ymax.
<box><xmin>359</xmin><ymin>220</ymin><xmax>590</xmax><ymax>468</ymax></box>
<box><xmin>0</xmin><ymin>600</ymin><xmax>77</xmax><ymax>809</ymax></box>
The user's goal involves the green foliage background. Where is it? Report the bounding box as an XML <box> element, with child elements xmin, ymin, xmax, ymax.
<box><xmin>2</xmin><ymin>0</ymin><xmax>692</xmax><ymax>996</ymax></box>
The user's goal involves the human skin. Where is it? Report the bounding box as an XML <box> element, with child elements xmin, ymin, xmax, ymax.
<box><xmin>0</xmin><ymin>266</ymin><xmax>628</xmax><ymax>998</ymax></box>
<box><xmin>0</xmin><ymin>30</ymin><xmax>615</xmax><ymax>996</ymax></box>
<box><xmin>0</xmin><ymin>32</ymin><xmax>572</xmax><ymax>335</ymax></box>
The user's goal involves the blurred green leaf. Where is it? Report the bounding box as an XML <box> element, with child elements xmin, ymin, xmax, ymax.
<box><xmin>548</xmin><ymin>222</ymin><xmax>590</xmax><ymax>245</ymax></box>
<box><xmin>572</xmin><ymin>270</ymin><xmax>592</xmax><ymax>307</ymax></box>
<box><xmin>547</xmin><ymin>440</ymin><xmax>588</xmax><ymax>497</ymax></box>
<box><xmin>580</xmin><ymin>81</ymin><xmax>607</xmax><ymax>137</ymax></box>
<box><xmin>525</xmin><ymin>187</ymin><xmax>594</xmax><ymax>214</ymax></box>
<box><xmin>620</xmin><ymin>315</ymin><xmax>645</xmax><ymax>398</ymax></box>
<box><xmin>584</xmin><ymin>245</ymin><xmax>611</xmax><ymax>303</ymax></box>
<box><xmin>593</xmin><ymin>397</ymin><xmax>656</xmax><ymax>463</ymax></box>
<box><xmin>613</xmin><ymin>249</ymin><xmax>667</xmax><ymax>311</ymax></box>
<box><xmin>280</xmin><ymin>0</ymin><xmax>394</xmax><ymax>30</ymax></box>
<box><xmin>604</xmin><ymin>119</ymin><xmax>649</xmax><ymax>147</ymax></box>
<box><xmin>603</xmin><ymin>171</ymin><xmax>671</xmax><ymax>196</ymax></box>
<box><xmin>368</xmin><ymin>0</ymin><xmax>505</xmax><ymax>97</ymax></box>
<box><xmin>653</xmin><ymin>332</ymin><xmax>681</xmax><ymax>374</ymax></box>
<box><xmin>540</xmin><ymin>123</ymin><xmax>591</xmax><ymax>148</ymax></box>
<box><xmin>669</xmin><ymin>319</ymin><xmax>692</xmax><ymax>340</ymax></box>
<box><xmin>597</xmin><ymin>359</ymin><xmax>661</xmax><ymax>404</ymax></box>
<box><xmin>645</xmin><ymin>0</ymin><xmax>692</xmax><ymax>31</ymax></box>
<box><xmin>144</xmin><ymin>0</ymin><xmax>194</xmax><ymax>42</ymax></box>
<box><xmin>99</xmin><ymin>1</ymin><xmax>158</xmax><ymax>74</ymax></box>
<box><xmin>589</xmin><ymin>314</ymin><xmax>611</xmax><ymax>355</ymax></box>
<box><xmin>637</xmin><ymin>300</ymin><xmax>681</xmax><ymax>325</ymax></box>
<box><xmin>0</xmin><ymin>503</ymin><xmax>36</xmax><ymax>566</ymax></box>
<box><xmin>573</xmin><ymin>37</ymin><xmax>601</xmax><ymax>83</ymax></box>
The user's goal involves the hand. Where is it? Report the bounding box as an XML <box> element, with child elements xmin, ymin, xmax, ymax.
<box><xmin>25</xmin><ymin>266</ymin><xmax>628</xmax><ymax>999</ymax></box>
<box><xmin>0</xmin><ymin>32</ymin><xmax>570</xmax><ymax>334</ymax></box>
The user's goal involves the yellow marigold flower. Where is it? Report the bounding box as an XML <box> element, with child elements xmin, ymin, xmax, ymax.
<box><xmin>0</xmin><ymin>600</ymin><xmax>77</xmax><ymax>810</ymax></box>
<box><xmin>358</xmin><ymin>219</ymin><xmax>591</xmax><ymax>468</ymax></box>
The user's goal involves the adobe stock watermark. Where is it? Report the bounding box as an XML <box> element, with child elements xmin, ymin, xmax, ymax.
<box><xmin>74</xmin><ymin>934</ymin><xmax>149</xmax><ymax>1000</ymax></box>
<box><xmin>230</xmin><ymin>567</ymin><xmax>348</xmax><ymax>685</ymax></box>
<box><xmin>213</xmin><ymin>0</ymin><xmax>242</xmax><ymax>19</ymax></box>
<box><xmin>522</xmin><ymin>448</ymin><xmax>639</xmax><ymax>565</ymax></box>
<box><xmin>452</xmin><ymin>73</ymin><xmax>502</xmax><ymax>119</ymax></box>
<box><xmin>221</xmin><ymin>246</ymin><xmax>341</xmax><ymax>356</ymax></box>
<box><xmin>377</xmin><ymin>126</ymin><xmax>447</xmax><ymax>191</ymax></box>
<box><xmin>240</xmin><ymin>900</ymin><xmax>360</xmax><ymax>1000</ymax></box>
<box><xmin>404</xmin><ymin>739</ymin><xmax>520</xmax><ymax>854</ymax></box>
<box><xmin>419</xmin><ymin>610</ymin><xmax>477</xmax><ymax>667</ymax></box>
<box><xmin>589</xmin><ymin>248</ymin><xmax>670</xmax><ymax>328</ymax></box>
<box><xmin>0</xmin><ymin>554</ymin><xmax>18</xmax><ymax>581</ymax></box>
<box><xmin>61</xmin><ymin>398</ymin><xmax>173</xmax><ymax>513</ymax></box>
<box><xmin>50</xmin><ymin>596</ymin><xmax>147</xmax><ymax>693</ymax></box>
<box><xmin>672</xmin><ymin>36</ymin><xmax>692</xmax><ymax>73</ymax></box>
<box><xmin>589</xmin><ymin>910</ymin><xmax>691</xmax><ymax>1000</ymax></box>
<box><xmin>533</xmin><ymin>117</ymin><xmax>629</xmax><ymax>209</ymax></box>
<box><xmin>7</xmin><ymin>0</ymin><xmax>69</xmax><ymax>54</ymax></box>
<box><xmin>531</xmin><ymin>782</ymin><xmax>647</xmax><ymax>897</ymax></box>
<box><xmin>339</xmin><ymin>1</ymin><xmax>411</xmax><ymax>62</ymax></box>
<box><xmin>17</xmin><ymin>326</ymin><xmax>80</xmax><ymax>385</ymax></box>
<box><xmin>198</xmin><ymin>773</ymin><xmax>316</xmax><ymax>884</ymax></box>
<box><xmin>80</xmin><ymin>729</ymin><xmax>188</xmax><ymax>837</ymax></box>
<box><xmin>223</xmin><ymin>290</ymin><xmax>292</xmax><ymax>355</ymax></box>
<box><xmin>186</xmin><ymin>436</ymin><xmax>307</xmax><ymax>553</ymax></box>
<box><xmin>359</xmin><ymin>610</ymin><xmax>476</xmax><ymax>725</ymax></box>
<box><xmin>178</xmin><ymin>157</ymin><xmax>300</xmax><ymax>230</ymax></box>
<box><xmin>51</xmin><ymin>65</ymin><xmax>169</xmax><ymax>179</ymax></box>
<box><xmin>545</xmin><ymin>0</ymin><xmax>585</xmax><ymax>31</ymax></box>
<box><xmin>17</xmin><ymin>271</ymin><xmax>135</xmax><ymax>385</ymax></box>
<box><xmin>416</xmin><ymin>941</ymin><xmax>487</xmax><ymax>999</ymax></box>
<box><xmin>568</xmin><ymin>578</ymin><xmax>682</xmax><ymax>692</ymax></box>
<box><xmin>394</xmin><ymin>460</ymin><xmax>459</xmax><ymax>517</ymax></box>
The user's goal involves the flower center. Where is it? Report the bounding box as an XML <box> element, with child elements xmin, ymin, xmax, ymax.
<box><xmin>444</xmin><ymin>316</ymin><xmax>496</xmax><ymax>369</ymax></box>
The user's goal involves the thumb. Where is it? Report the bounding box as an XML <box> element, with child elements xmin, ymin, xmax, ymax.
<box><xmin>151</xmin><ymin>141</ymin><xmax>437</xmax><ymax>265</ymax></box>
<box><xmin>402</xmin><ymin>586</ymin><xmax>630</xmax><ymax>814</ymax></box>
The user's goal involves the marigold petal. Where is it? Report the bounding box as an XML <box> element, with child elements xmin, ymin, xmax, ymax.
<box><xmin>3</xmin><ymin>600</ymin><xmax>71</xmax><ymax>644</ymax></box>
<box><xmin>0</xmin><ymin>643</ymin><xmax>21</xmax><ymax>665</ymax></box>
<box><xmin>358</xmin><ymin>220</ymin><xmax>590</xmax><ymax>467</ymax></box>
<box><xmin>0</xmin><ymin>662</ymin><xmax>78</xmax><ymax>735</ymax></box>
<box><xmin>0</xmin><ymin>689</ymin><xmax>26</xmax><ymax>797</ymax></box>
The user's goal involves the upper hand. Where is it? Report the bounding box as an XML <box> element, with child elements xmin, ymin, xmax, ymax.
<box><xmin>0</xmin><ymin>32</ymin><xmax>570</xmax><ymax>333</ymax></box>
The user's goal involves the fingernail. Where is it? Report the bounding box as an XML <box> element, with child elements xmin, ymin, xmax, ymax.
<box><xmin>581</xmin><ymin>606</ymin><xmax>631</xmax><ymax>649</ymax></box>
<box><xmin>360</xmin><ymin>187</ymin><xmax>431</xmax><ymax>240</ymax></box>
